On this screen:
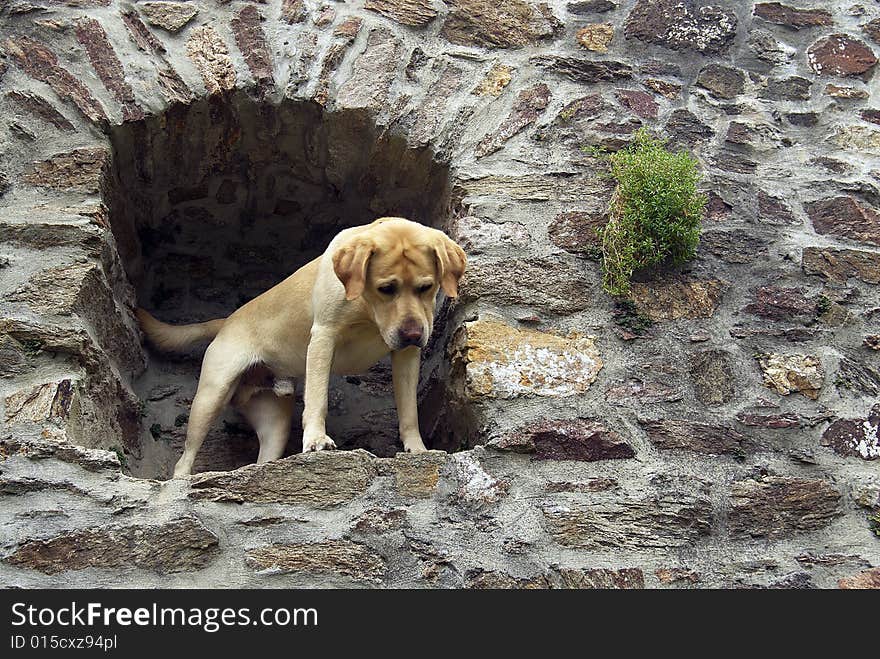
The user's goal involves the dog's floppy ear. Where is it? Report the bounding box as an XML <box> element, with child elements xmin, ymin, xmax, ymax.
<box><xmin>333</xmin><ymin>237</ymin><xmax>374</xmax><ymax>301</ymax></box>
<box><xmin>431</xmin><ymin>232</ymin><xmax>467</xmax><ymax>298</ymax></box>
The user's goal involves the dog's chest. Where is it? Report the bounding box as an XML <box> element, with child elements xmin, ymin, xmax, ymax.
<box><xmin>331</xmin><ymin>326</ymin><xmax>390</xmax><ymax>375</ymax></box>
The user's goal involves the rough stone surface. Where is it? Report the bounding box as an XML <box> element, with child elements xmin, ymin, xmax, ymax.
<box><xmin>4</xmin><ymin>517</ymin><xmax>218</xmax><ymax>575</ymax></box>
<box><xmin>3</xmin><ymin>36</ymin><xmax>107</xmax><ymax>124</ymax></box>
<box><xmin>696</xmin><ymin>64</ymin><xmax>745</xmax><ymax>99</ymax></box>
<box><xmin>186</xmin><ymin>26</ymin><xmax>236</xmax><ymax>95</ymax></box>
<box><xmin>821</xmin><ymin>404</ymin><xmax>880</xmax><ymax>460</ymax></box>
<box><xmin>616</xmin><ymin>89</ymin><xmax>658</xmax><ymax>119</ymax></box>
<box><xmin>231</xmin><ymin>5</ymin><xmax>275</xmax><ymax>96</ymax></box>
<box><xmin>754</xmin><ymin>3</ymin><xmax>833</xmax><ymax>29</ymax></box>
<box><xmin>665</xmin><ymin>108</ymin><xmax>713</xmax><ymax>147</ymax></box>
<box><xmin>475</xmin><ymin>83</ymin><xmax>550</xmax><ymax>157</ymax></box>
<box><xmin>640</xmin><ymin>419</ymin><xmax>750</xmax><ymax>455</ymax></box>
<box><xmin>805</xmin><ymin>197</ymin><xmax>880</xmax><ymax>247</ymax></box>
<box><xmin>576</xmin><ymin>23</ymin><xmax>614</xmax><ymax>52</ymax></box>
<box><xmin>22</xmin><ymin>148</ymin><xmax>109</xmax><ymax>193</ymax></box>
<box><xmin>364</xmin><ymin>0</ymin><xmax>438</xmax><ymax>27</ymax></box>
<box><xmin>807</xmin><ymin>34</ymin><xmax>877</xmax><ymax>78</ymax></box>
<box><xmin>7</xmin><ymin>91</ymin><xmax>75</xmax><ymax>131</ymax></box>
<box><xmin>532</xmin><ymin>56</ymin><xmax>632</xmax><ymax>83</ymax></box>
<box><xmin>802</xmin><ymin>247</ymin><xmax>880</xmax><ymax>284</ymax></box>
<box><xmin>75</xmin><ymin>18</ymin><xmax>144</xmax><ymax>122</ymax></box>
<box><xmin>441</xmin><ymin>0</ymin><xmax>559</xmax><ymax>49</ymax></box>
<box><xmin>139</xmin><ymin>2</ymin><xmax>198</xmax><ymax>32</ymax></box>
<box><xmin>542</xmin><ymin>494</ymin><xmax>713</xmax><ymax>549</ymax></box>
<box><xmin>472</xmin><ymin>63</ymin><xmax>512</xmax><ymax>96</ymax></box>
<box><xmin>462</xmin><ymin>257</ymin><xmax>596</xmax><ymax>313</ymax></box>
<box><xmin>744</xmin><ymin>286</ymin><xmax>816</xmax><ymax>322</ymax></box>
<box><xmin>630</xmin><ymin>278</ymin><xmax>722</xmax><ymax>321</ymax></box>
<box><xmin>548</xmin><ymin>210</ymin><xmax>606</xmax><ymax>255</ymax></box>
<box><xmin>568</xmin><ymin>0</ymin><xmax>616</xmax><ymax>13</ymax></box>
<box><xmin>756</xmin><ymin>353</ymin><xmax>825</xmax><ymax>400</ymax></box>
<box><xmin>493</xmin><ymin>418</ymin><xmax>634</xmax><ymax>461</ymax></box>
<box><xmin>624</xmin><ymin>0</ymin><xmax>737</xmax><ymax>55</ymax></box>
<box><xmin>337</xmin><ymin>28</ymin><xmax>398</xmax><ymax>110</ymax></box>
<box><xmin>689</xmin><ymin>350</ymin><xmax>735</xmax><ymax>405</ymax></box>
<box><xmin>247</xmin><ymin>541</ymin><xmax>385</xmax><ymax>582</ymax></box>
<box><xmin>189</xmin><ymin>451</ymin><xmax>378</xmax><ymax>506</ymax></box>
<box><xmin>380</xmin><ymin>451</ymin><xmax>446</xmax><ymax>497</ymax></box>
<box><xmin>761</xmin><ymin>76</ymin><xmax>811</xmax><ymax>101</ymax></box>
<box><xmin>451</xmin><ymin>320</ymin><xmax>602</xmax><ymax>399</ymax></box>
<box><xmin>838</xmin><ymin>568</ymin><xmax>880</xmax><ymax>589</ymax></box>
<box><xmin>729</xmin><ymin>477</ymin><xmax>841</xmax><ymax>538</ymax></box>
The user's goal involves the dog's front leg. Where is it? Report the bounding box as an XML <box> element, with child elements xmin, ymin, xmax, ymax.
<box><xmin>301</xmin><ymin>324</ymin><xmax>337</xmax><ymax>452</ymax></box>
<box><xmin>392</xmin><ymin>347</ymin><xmax>428</xmax><ymax>453</ymax></box>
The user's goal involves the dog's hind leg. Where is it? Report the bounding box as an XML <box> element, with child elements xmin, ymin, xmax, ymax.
<box><xmin>172</xmin><ymin>339</ymin><xmax>250</xmax><ymax>478</ymax></box>
<box><xmin>239</xmin><ymin>389</ymin><xmax>296</xmax><ymax>464</ymax></box>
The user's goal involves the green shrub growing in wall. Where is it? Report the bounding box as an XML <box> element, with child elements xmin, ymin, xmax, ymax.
<box><xmin>590</xmin><ymin>129</ymin><xmax>706</xmax><ymax>297</ymax></box>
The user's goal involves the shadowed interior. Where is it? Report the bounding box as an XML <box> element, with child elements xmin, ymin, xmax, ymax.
<box><xmin>105</xmin><ymin>92</ymin><xmax>461</xmax><ymax>477</ymax></box>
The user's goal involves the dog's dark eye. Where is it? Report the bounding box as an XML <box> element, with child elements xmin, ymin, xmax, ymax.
<box><xmin>417</xmin><ymin>283</ymin><xmax>433</xmax><ymax>294</ymax></box>
<box><xmin>378</xmin><ymin>283</ymin><xmax>397</xmax><ymax>295</ymax></box>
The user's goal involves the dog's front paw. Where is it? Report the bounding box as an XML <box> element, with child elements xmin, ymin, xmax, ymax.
<box><xmin>172</xmin><ymin>464</ymin><xmax>192</xmax><ymax>479</ymax></box>
<box><xmin>402</xmin><ymin>438</ymin><xmax>428</xmax><ymax>454</ymax></box>
<box><xmin>302</xmin><ymin>434</ymin><xmax>337</xmax><ymax>452</ymax></box>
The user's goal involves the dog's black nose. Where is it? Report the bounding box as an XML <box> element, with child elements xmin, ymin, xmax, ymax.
<box><xmin>398</xmin><ymin>321</ymin><xmax>423</xmax><ymax>347</ymax></box>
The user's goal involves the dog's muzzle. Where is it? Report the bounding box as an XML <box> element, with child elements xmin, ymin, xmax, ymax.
<box><xmin>397</xmin><ymin>319</ymin><xmax>425</xmax><ymax>348</ymax></box>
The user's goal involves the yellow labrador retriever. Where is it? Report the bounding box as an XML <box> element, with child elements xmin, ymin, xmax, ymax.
<box><xmin>136</xmin><ymin>217</ymin><xmax>467</xmax><ymax>477</ymax></box>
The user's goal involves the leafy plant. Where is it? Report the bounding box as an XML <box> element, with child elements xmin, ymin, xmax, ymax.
<box><xmin>815</xmin><ymin>294</ymin><xmax>832</xmax><ymax>316</ymax></box>
<box><xmin>612</xmin><ymin>298</ymin><xmax>654</xmax><ymax>336</ymax></box>
<box><xmin>590</xmin><ymin>129</ymin><xmax>706</xmax><ymax>297</ymax></box>
<box><xmin>109</xmin><ymin>446</ymin><xmax>128</xmax><ymax>470</ymax></box>
<box><xmin>869</xmin><ymin>511</ymin><xmax>880</xmax><ymax>538</ymax></box>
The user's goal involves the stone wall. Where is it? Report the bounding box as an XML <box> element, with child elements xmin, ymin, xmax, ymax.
<box><xmin>1</xmin><ymin>0</ymin><xmax>879</xmax><ymax>588</ymax></box>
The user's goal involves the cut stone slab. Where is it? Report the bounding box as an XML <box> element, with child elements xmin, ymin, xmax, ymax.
<box><xmin>186</xmin><ymin>26</ymin><xmax>236</xmax><ymax>95</ymax></box>
<box><xmin>630</xmin><ymin>278</ymin><xmax>723</xmax><ymax>321</ymax></box>
<box><xmin>640</xmin><ymin>419</ymin><xmax>750</xmax><ymax>455</ymax></box>
<box><xmin>806</xmin><ymin>198</ymin><xmax>880</xmax><ymax>247</ymax></box>
<box><xmin>189</xmin><ymin>450</ymin><xmax>378</xmax><ymax>507</ymax></box>
<box><xmin>364</xmin><ymin>0</ymin><xmax>438</xmax><ymax>27</ymax></box>
<box><xmin>22</xmin><ymin>148</ymin><xmax>109</xmax><ymax>193</ymax></box>
<box><xmin>441</xmin><ymin>0</ymin><xmax>560</xmax><ymax>49</ymax></box>
<box><xmin>807</xmin><ymin>34</ymin><xmax>877</xmax><ymax>78</ymax></box>
<box><xmin>753</xmin><ymin>3</ymin><xmax>832</xmax><ymax>29</ymax></box>
<box><xmin>576</xmin><ymin>23</ymin><xmax>614</xmax><ymax>52</ymax></box>
<box><xmin>756</xmin><ymin>353</ymin><xmax>825</xmax><ymax>400</ymax></box>
<box><xmin>541</xmin><ymin>494</ymin><xmax>713</xmax><ymax>549</ymax></box>
<box><xmin>247</xmin><ymin>540</ymin><xmax>385</xmax><ymax>582</ymax></box>
<box><xmin>624</xmin><ymin>0</ymin><xmax>737</xmax><ymax>55</ymax></box>
<box><xmin>451</xmin><ymin>320</ymin><xmax>603</xmax><ymax>399</ymax></box>
<box><xmin>139</xmin><ymin>2</ymin><xmax>198</xmax><ymax>32</ymax></box>
<box><xmin>492</xmin><ymin>418</ymin><xmax>635</xmax><ymax>461</ymax></box>
<box><xmin>803</xmin><ymin>247</ymin><xmax>880</xmax><ymax>284</ymax></box>
<box><xmin>821</xmin><ymin>404</ymin><xmax>880</xmax><ymax>460</ymax></box>
<box><xmin>729</xmin><ymin>477</ymin><xmax>841</xmax><ymax>538</ymax></box>
<box><xmin>3</xmin><ymin>517</ymin><xmax>218</xmax><ymax>575</ymax></box>
<box><xmin>472</xmin><ymin>63</ymin><xmax>512</xmax><ymax>96</ymax></box>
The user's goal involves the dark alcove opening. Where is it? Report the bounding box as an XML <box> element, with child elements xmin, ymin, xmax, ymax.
<box><xmin>105</xmin><ymin>92</ymin><xmax>462</xmax><ymax>478</ymax></box>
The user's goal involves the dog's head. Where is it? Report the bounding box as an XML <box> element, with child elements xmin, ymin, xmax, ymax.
<box><xmin>332</xmin><ymin>217</ymin><xmax>467</xmax><ymax>351</ymax></box>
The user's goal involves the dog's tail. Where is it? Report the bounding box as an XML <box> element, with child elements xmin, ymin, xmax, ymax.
<box><xmin>135</xmin><ymin>308</ymin><xmax>226</xmax><ymax>353</ymax></box>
